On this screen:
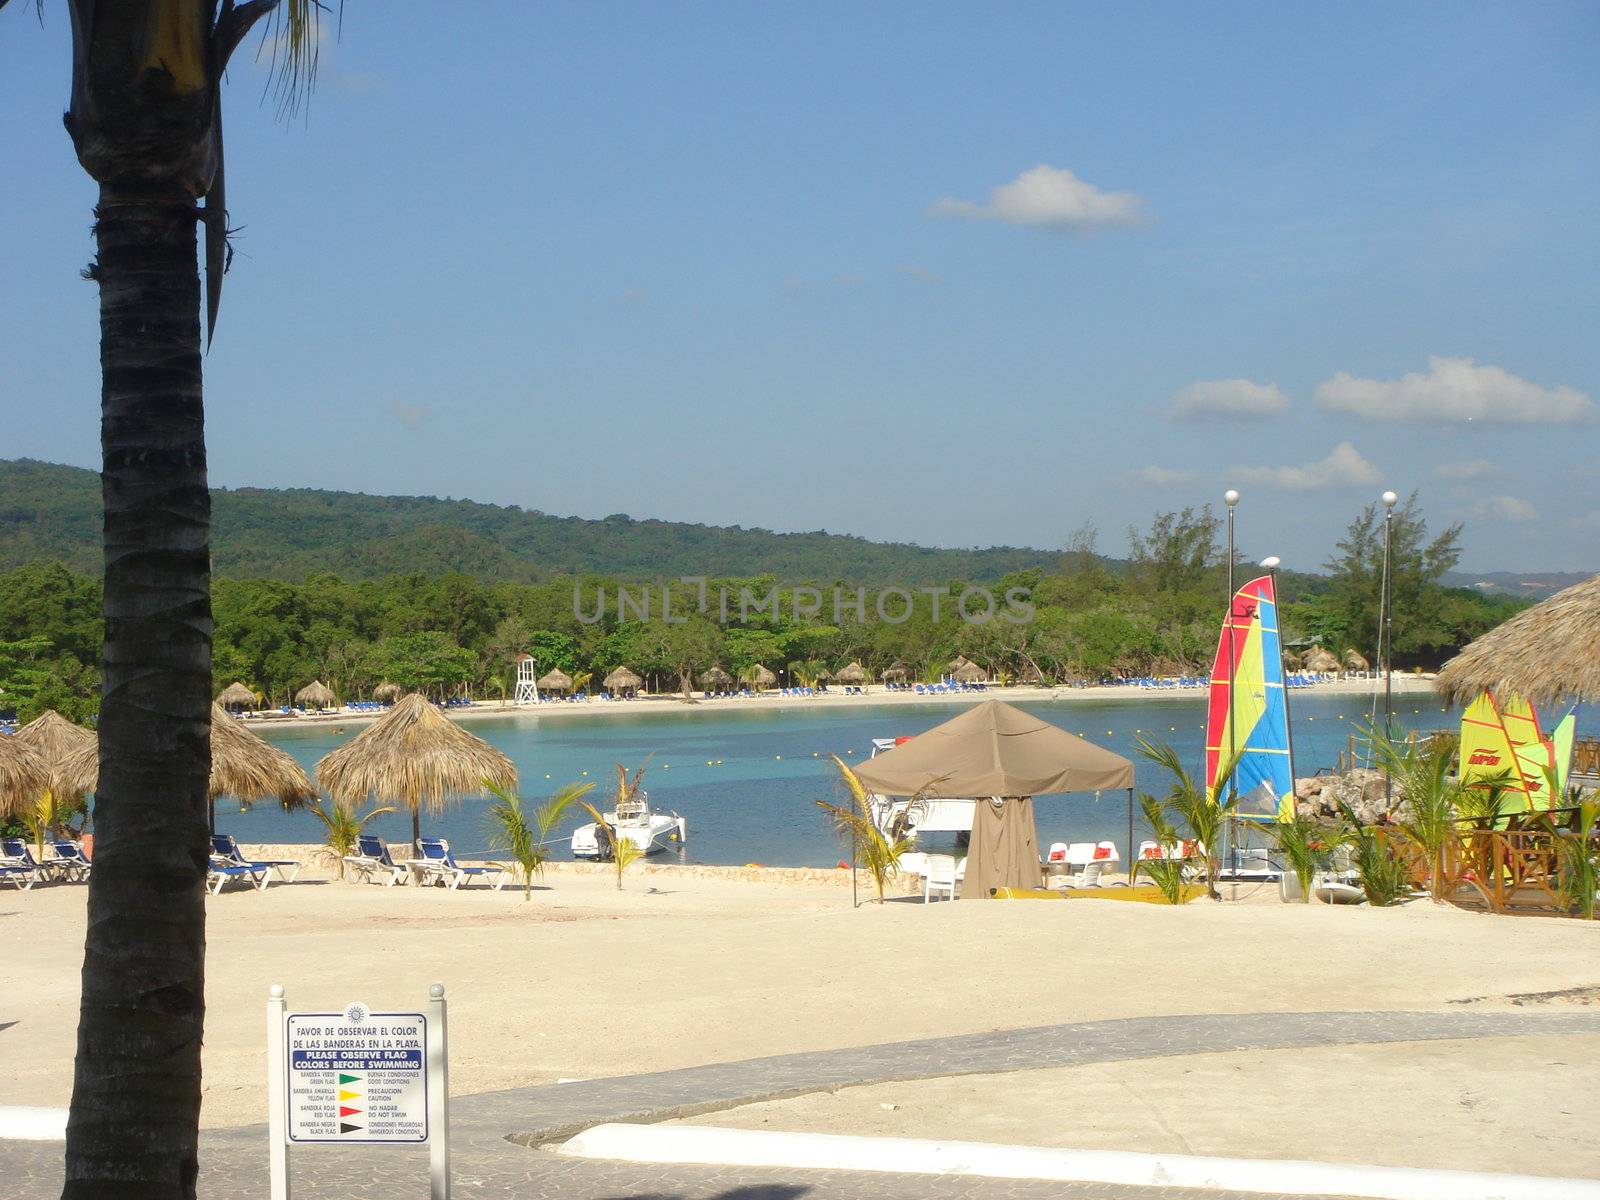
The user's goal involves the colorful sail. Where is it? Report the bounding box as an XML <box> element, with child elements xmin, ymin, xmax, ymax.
<box><xmin>1205</xmin><ymin>575</ymin><xmax>1294</xmax><ymax>820</ymax></box>
<box><xmin>1459</xmin><ymin>690</ymin><xmax>1559</xmax><ymax>813</ymax></box>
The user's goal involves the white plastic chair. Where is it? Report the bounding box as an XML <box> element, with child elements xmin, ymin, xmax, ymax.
<box><xmin>923</xmin><ymin>854</ymin><xmax>957</xmax><ymax>902</ymax></box>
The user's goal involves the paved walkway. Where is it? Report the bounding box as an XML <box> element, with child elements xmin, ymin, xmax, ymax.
<box><xmin>8</xmin><ymin>1008</ymin><xmax>1600</xmax><ymax>1199</ymax></box>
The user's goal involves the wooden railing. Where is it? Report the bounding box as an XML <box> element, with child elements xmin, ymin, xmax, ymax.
<box><xmin>1384</xmin><ymin>823</ymin><xmax>1599</xmax><ymax>914</ymax></box>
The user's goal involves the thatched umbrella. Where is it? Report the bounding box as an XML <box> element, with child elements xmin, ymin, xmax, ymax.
<box><xmin>947</xmin><ymin>655</ymin><xmax>971</xmax><ymax>672</ymax></box>
<box><xmin>536</xmin><ymin>668</ymin><xmax>573</xmax><ymax>693</ymax></box>
<box><xmin>604</xmin><ymin>666</ymin><xmax>643</xmax><ymax>696</ymax></box>
<box><xmin>1343</xmin><ymin>649</ymin><xmax>1371</xmax><ymax>672</ymax></box>
<box><xmin>1435</xmin><ymin>573</ymin><xmax>1600</xmax><ymax>707</ymax></box>
<box><xmin>317</xmin><ymin>693</ymin><xmax>518</xmax><ymax>846</ymax></box>
<box><xmin>741</xmin><ymin>663</ymin><xmax>777</xmax><ymax>691</ymax></box>
<box><xmin>60</xmin><ymin>703</ymin><xmax>317</xmax><ymax>833</ymax></box>
<box><xmin>0</xmin><ymin>731</ymin><xmax>49</xmax><ymax>821</ymax></box>
<box><xmin>217</xmin><ymin>681</ymin><xmax>257</xmax><ymax>711</ymax></box>
<box><xmin>1303</xmin><ymin>647</ymin><xmax>1341</xmax><ymax>673</ymax></box>
<box><xmin>373</xmin><ymin>681</ymin><xmax>403</xmax><ymax>703</ymax></box>
<box><xmin>835</xmin><ymin>661</ymin><xmax>867</xmax><ymax>687</ymax></box>
<box><xmin>953</xmin><ymin>660</ymin><xmax>988</xmax><ymax>684</ymax></box>
<box><xmin>13</xmin><ymin>711</ymin><xmax>96</xmax><ymax>826</ymax></box>
<box><xmin>881</xmin><ymin>660</ymin><xmax>911</xmax><ymax>684</ymax></box>
<box><xmin>813</xmin><ymin>668</ymin><xmax>832</xmax><ymax>685</ymax></box>
<box><xmin>295</xmin><ymin>680</ymin><xmax>337</xmax><ymax>710</ymax></box>
<box><xmin>699</xmin><ymin>665</ymin><xmax>734</xmax><ymax>692</ymax></box>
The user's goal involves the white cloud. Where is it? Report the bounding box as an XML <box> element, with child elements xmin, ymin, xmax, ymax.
<box><xmin>1232</xmin><ymin>441</ymin><xmax>1382</xmax><ymax>490</ymax></box>
<box><xmin>930</xmin><ymin>165</ymin><xmax>1145</xmax><ymax>231</ymax></box>
<box><xmin>1432</xmin><ymin>458</ymin><xmax>1500</xmax><ymax>481</ymax></box>
<box><xmin>1126</xmin><ymin>465</ymin><xmax>1198</xmax><ymax>486</ymax></box>
<box><xmin>1167</xmin><ymin>379</ymin><xmax>1289</xmax><ymax>422</ymax></box>
<box><xmin>1315</xmin><ymin>356</ymin><xmax>1595</xmax><ymax>424</ymax></box>
<box><xmin>1470</xmin><ymin>495</ymin><xmax>1539</xmax><ymax>523</ymax></box>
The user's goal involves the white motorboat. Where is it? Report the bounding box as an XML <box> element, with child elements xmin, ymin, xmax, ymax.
<box><xmin>570</xmin><ymin>790</ymin><xmax>686</xmax><ymax>859</ymax></box>
<box><xmin>863</xmin><ymin>738</ymin><xmax>977</xmax><ymax>841</ymax></box>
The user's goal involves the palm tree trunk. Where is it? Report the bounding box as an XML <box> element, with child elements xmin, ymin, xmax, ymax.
<box><xmin>64</xmin><ymin>190</ymin><xmax>212</xmax><ymax>1200</ymax></box>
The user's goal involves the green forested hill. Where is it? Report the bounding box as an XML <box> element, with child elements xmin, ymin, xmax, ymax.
<box><xmin>0</xmin><ymin>459</ymin><xmax>1060</xmax><ymax>583</ymax></box>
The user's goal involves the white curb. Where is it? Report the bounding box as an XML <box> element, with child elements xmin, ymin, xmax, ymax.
<box><xmin>0</xmin><ymin>1106</ymin><xmax>69</xmax><ymax>1141</ymax></box>
<box><xmin>558</xmin><ymin>1122</ymin><xmax>1600</xmax><ymax>1200</ymax></box>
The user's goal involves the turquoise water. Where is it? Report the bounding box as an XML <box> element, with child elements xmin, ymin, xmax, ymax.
<box><xmin>217</xmin><ymin>690</ymin><xmax>1511</xmax><ymax>866</ymax></box>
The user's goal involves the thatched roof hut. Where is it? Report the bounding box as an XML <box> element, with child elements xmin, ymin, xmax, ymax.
<box><xmin>699</xmin><ymin>666</ymin><xmax>734</xmax><ymax>691</ymax></box>
<box><xmin>881</xmin><ymin>660</ymin><xmax>911</xmax><ymax>683</ymax></box>
<box><xmin>295</xmin><ymin>680</ymin><xmax>337</xmax><ymax>709</ymax></box>
<box><xmin>1303</xmin><ymin>646</ymin><xmax>1341</xmax><ymax>673</ymax></box>
<box><xmin>740</xmin><ymin>663</ymin><xmax>777</xmax><ymax>690</ymax></box>
<box><xmin>0</xmin><ymin>732</ymin><xmax>49</xmax><ymax>820</ymax></box>
<box><xmin>1435</xmin><ymin>573</ymin><xmax>1600</xmax><ymax>707</ymax></box>
<box><xmin>947</xmin><ymin>655</ymin><xmax>971</xmax><ymax>672</ymax></box>
<box><xmin>317</xmin><ymin>693</ymin><xmax>518</xmax><ymax>844</ymax></box>
<box><xmin>536</xmin><ymin>668</ymin><xmax>573</xmax><ymax>692</ymax></box>
<box><xmin>1343</xmin><ymin>649</ymin><xmax>1371</xmax><ymax>672</ymax></box>
<box><xmin>373</xmin><ymin>681</ymin><xmax>403</xmax><ymax>703</ymax></box>
<box><xmin>813</xmin><ymin>668</ymin><xmax>832</xmax><ymax>683</ymax></box>
<box><xmin>604</xmin><ymin>666</ymin><xmax>643</xmax><ymax>694</ymax></box>
<box><xmin>952</xmin><ymin>660</ymin><xmax>988</xmax><ymax>684</ymax></box>
<box><xmin>60</xmin><ymin>704</ymin><xmax>317</xmax><ymax>831</ymax></box>
<box><xmin>217</xmin><ymin>681</ymin><xmax>257</xmax><ymax>711</ymax></box>
<box><xmin>13</xmin><ymin>710</ymin><xmax>96</xmax><ymax>803</ymax></box>
<box><xmin>834</xmin><ymin>661</ymin><xmax>867</xmax><ymax>686</ymax></box>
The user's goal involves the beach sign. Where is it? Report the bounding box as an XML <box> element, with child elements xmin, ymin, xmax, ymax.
<box><xmin>267</xmin><ymin>983</ymin><xmax>451</xmax><ymax>1200</ymax></box>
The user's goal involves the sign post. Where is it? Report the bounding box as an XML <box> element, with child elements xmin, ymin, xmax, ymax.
<box><xmin>267</xmin><ymin>984</ymin><xmax>450</xmax><ymax>1200</ymax></box>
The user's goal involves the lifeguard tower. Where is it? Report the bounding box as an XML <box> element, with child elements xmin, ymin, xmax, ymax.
<box><xmin>513</xmin><ymin>653</ymin><xmax>539</xmax><ymax>705</ymax></box>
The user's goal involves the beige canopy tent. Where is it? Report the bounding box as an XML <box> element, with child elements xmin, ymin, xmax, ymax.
<box><xmin>1435</xmin><ymin>572</ymin><xmax>1600</xmax><ymax>707</ymax></box>
<box><xmin>852</xmin><ymin>699</ymin><xmax>1135</xmax><ymax>898</ymax></box>
<box><xmin>317</xmin><ymin>692</ymin><xmax>518</xmax><ymax>845</ymax></box>
<box><xmin>604</xmin><ymin>666</ymin><xmax>643</xmax><ymax>696</ymax></box>
<box><xmin>295</xmin><ymin>680</ymin><xmax>337</xmax><ymax>710</ymax></box>
<box><xmin>217</xmin><ymin>681</ymin><xmax>258</xmax><ymax>710</ymax></box>
<box><xmin>61</xmin><ymin>703</ymin><xmax>317</xmax><ymax>833</ymax></box>
<box><xmin>536</xmin><ymin>668</ymin><xmax>573</xmax><ymax>693</ymax></box>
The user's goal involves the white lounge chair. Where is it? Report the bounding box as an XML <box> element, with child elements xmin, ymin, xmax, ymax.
<box><xmin>344</xmin><ymin>834</ymin><xmax>409</xmax><ymax>886</ymax></box>
<box><xmin>414</xmin><ymin>838</ymin><xmax>509</xmax><ymax>891</ymax></box>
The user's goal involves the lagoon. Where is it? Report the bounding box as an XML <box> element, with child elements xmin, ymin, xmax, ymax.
<box><xmin>224</xmin><ymin>689</ymin><xmax>1502</xmax><ymax>866</ymax></box>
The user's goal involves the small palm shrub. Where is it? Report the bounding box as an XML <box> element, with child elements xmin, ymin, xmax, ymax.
<box><xmin>1132</xmin><ymin>794</ymin><xmax>1188</xmax><ymax>904</ymax></box>
<box><xmin>1367</xmin><ymin>725</ymin><xmax>1466</xmax><ymax>903</ymax></box>
<box><xmin>1267</xmin><ymin>812</ymin><xmax>1342</xmax><ymax>904</ymax></box>
<box><xmin>816</xmin><ymin>754</ymin><xmax>917</xmax><ymax>903</ymax></box>
<box><xmin>486</xmin><ymin>779</ymin><xmax>594</xmax><ymax>900</ymax></box>
<box><xmin>1550</xmin><ymin>801</ymin><xmax>1600</xmax><ymax>920</ymax></box>
<box><xmin>309</xmin><ymin>799</ymin><xmax>397</xmax><ymax>879</ymax></box>
<box><xmin>1334</xmin><ymin>802</ymin><xmax>1412</xmax><ymax>906</ymax></box>
<box><xmin>1134</xmin><ymin>738</ymin><xmax>1241</xmax><ymax>899</ymax></box>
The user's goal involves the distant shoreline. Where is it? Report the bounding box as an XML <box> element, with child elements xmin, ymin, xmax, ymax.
<box><xmin>238</xmin><ymin>674</ymin><xmax>1440</xmax><ymax>731</ymax></box>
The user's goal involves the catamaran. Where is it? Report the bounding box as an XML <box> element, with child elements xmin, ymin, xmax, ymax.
<box><xmin>1206</xmin><ymin>574</ymin><xmax>1294</xmax><ymax>882</ymax></box>
<box><xmin>570</xmin><ymin>789</ymin><xmax>687</xmax><ymax>859</ymax></box>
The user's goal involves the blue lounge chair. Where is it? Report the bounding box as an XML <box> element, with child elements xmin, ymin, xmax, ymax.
<box><xmin>0</xmin><ymin>838</ymin><xmax>45</xmax><ymax>890</ymax></box>
<box><xmin>207</xmin><ymin>856</ymin><xmax>269</xmax><ymax>894</ymax></box>
<box><xmin>413</xmin><ymin>838</ymin><xmax>508</xmax><ymax>890</ymax></box>
<box><xmin>344</xmin><ymin>833</ymin><xmax>409</xmax><ymax>886</ymax></box>
<box><xmin>211</xmin><ymin>834</ymin><xmax>301</xmax><ymax>885</ymax></box>
<box><xmin>43</xmin><ymin>839</ymin><xmax>92</xmax><ymax>882</ymax></box>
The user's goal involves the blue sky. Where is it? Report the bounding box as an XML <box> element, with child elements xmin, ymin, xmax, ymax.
<box><xmin>5</xmin><ymin>2</ymin><xmax>1597</xmax><ymax>573</ymax></box>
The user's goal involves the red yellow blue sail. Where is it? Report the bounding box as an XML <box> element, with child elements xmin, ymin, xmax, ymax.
<box><xmin>1205</xmin><ymin>575</ymin><xmax>1294</xmax><ymax>820</ymax></box>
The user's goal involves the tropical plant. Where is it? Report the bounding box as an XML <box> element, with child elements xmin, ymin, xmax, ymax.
<box><xmin>816</xmin><ymin>754</ymin><xmax>917</xmax><ymax>903</ymax></box>
<box><xmin>20</xmin><ymin>789</ymin><xmax>57</xmax><ymax>864</ymax></box>
<box><xmin>1332</xmin><ymin>801</ymin><xmax>1412</xmax><ymax>906</ymax></box>
<box><xmin>1367</xmin><ymin>725</ymin><xmax>1466</xmax><ymax>903</ymax></box>
<box><xmin>5</xmin><ymin>3</ymin><xmax>325</xmax><ymax>1189</ymax></box>
<box><xmin>308</xmin><ymin>800</ymin><xmax>398</xmax><ymax>881</ymax></box>
<box><xmin>1266</xmin><ymin>812</ymin><xmax>1343</xmax><ymax>904</ymax></box>
<box><xmin>485</xmin><ymin>779</ymin><xmax>594</xmax><ymax>900</ymax></box>
<box><xmin>578</xmin><ymin>797</ymin><xmax>644</xmax><ymax>889</ymax></box>
<box><xmin>1134</xmin><ymin>737</ymin><xmax>1241</xmax><ymax>899</ymax></box>
<box><xmin>1548</xmin><ymin>800</ymin><xmax>1600</xmax><ymax>920</ymax></box>
<box><xmin>1131</xmin><ymin>793</ymin><xmax>1188</xmax><ymax>904</ymax></box>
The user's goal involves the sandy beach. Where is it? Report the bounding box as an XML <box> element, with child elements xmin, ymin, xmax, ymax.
<box><xmin>5</xmin><ymin>853</ymin><xmax>1597</xmax><ymax>1175</ymax></box>
<box><xmin>244</xmin><ymin>674</ymin><xmax>1442</xmax><ymax>730</ymax></box>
